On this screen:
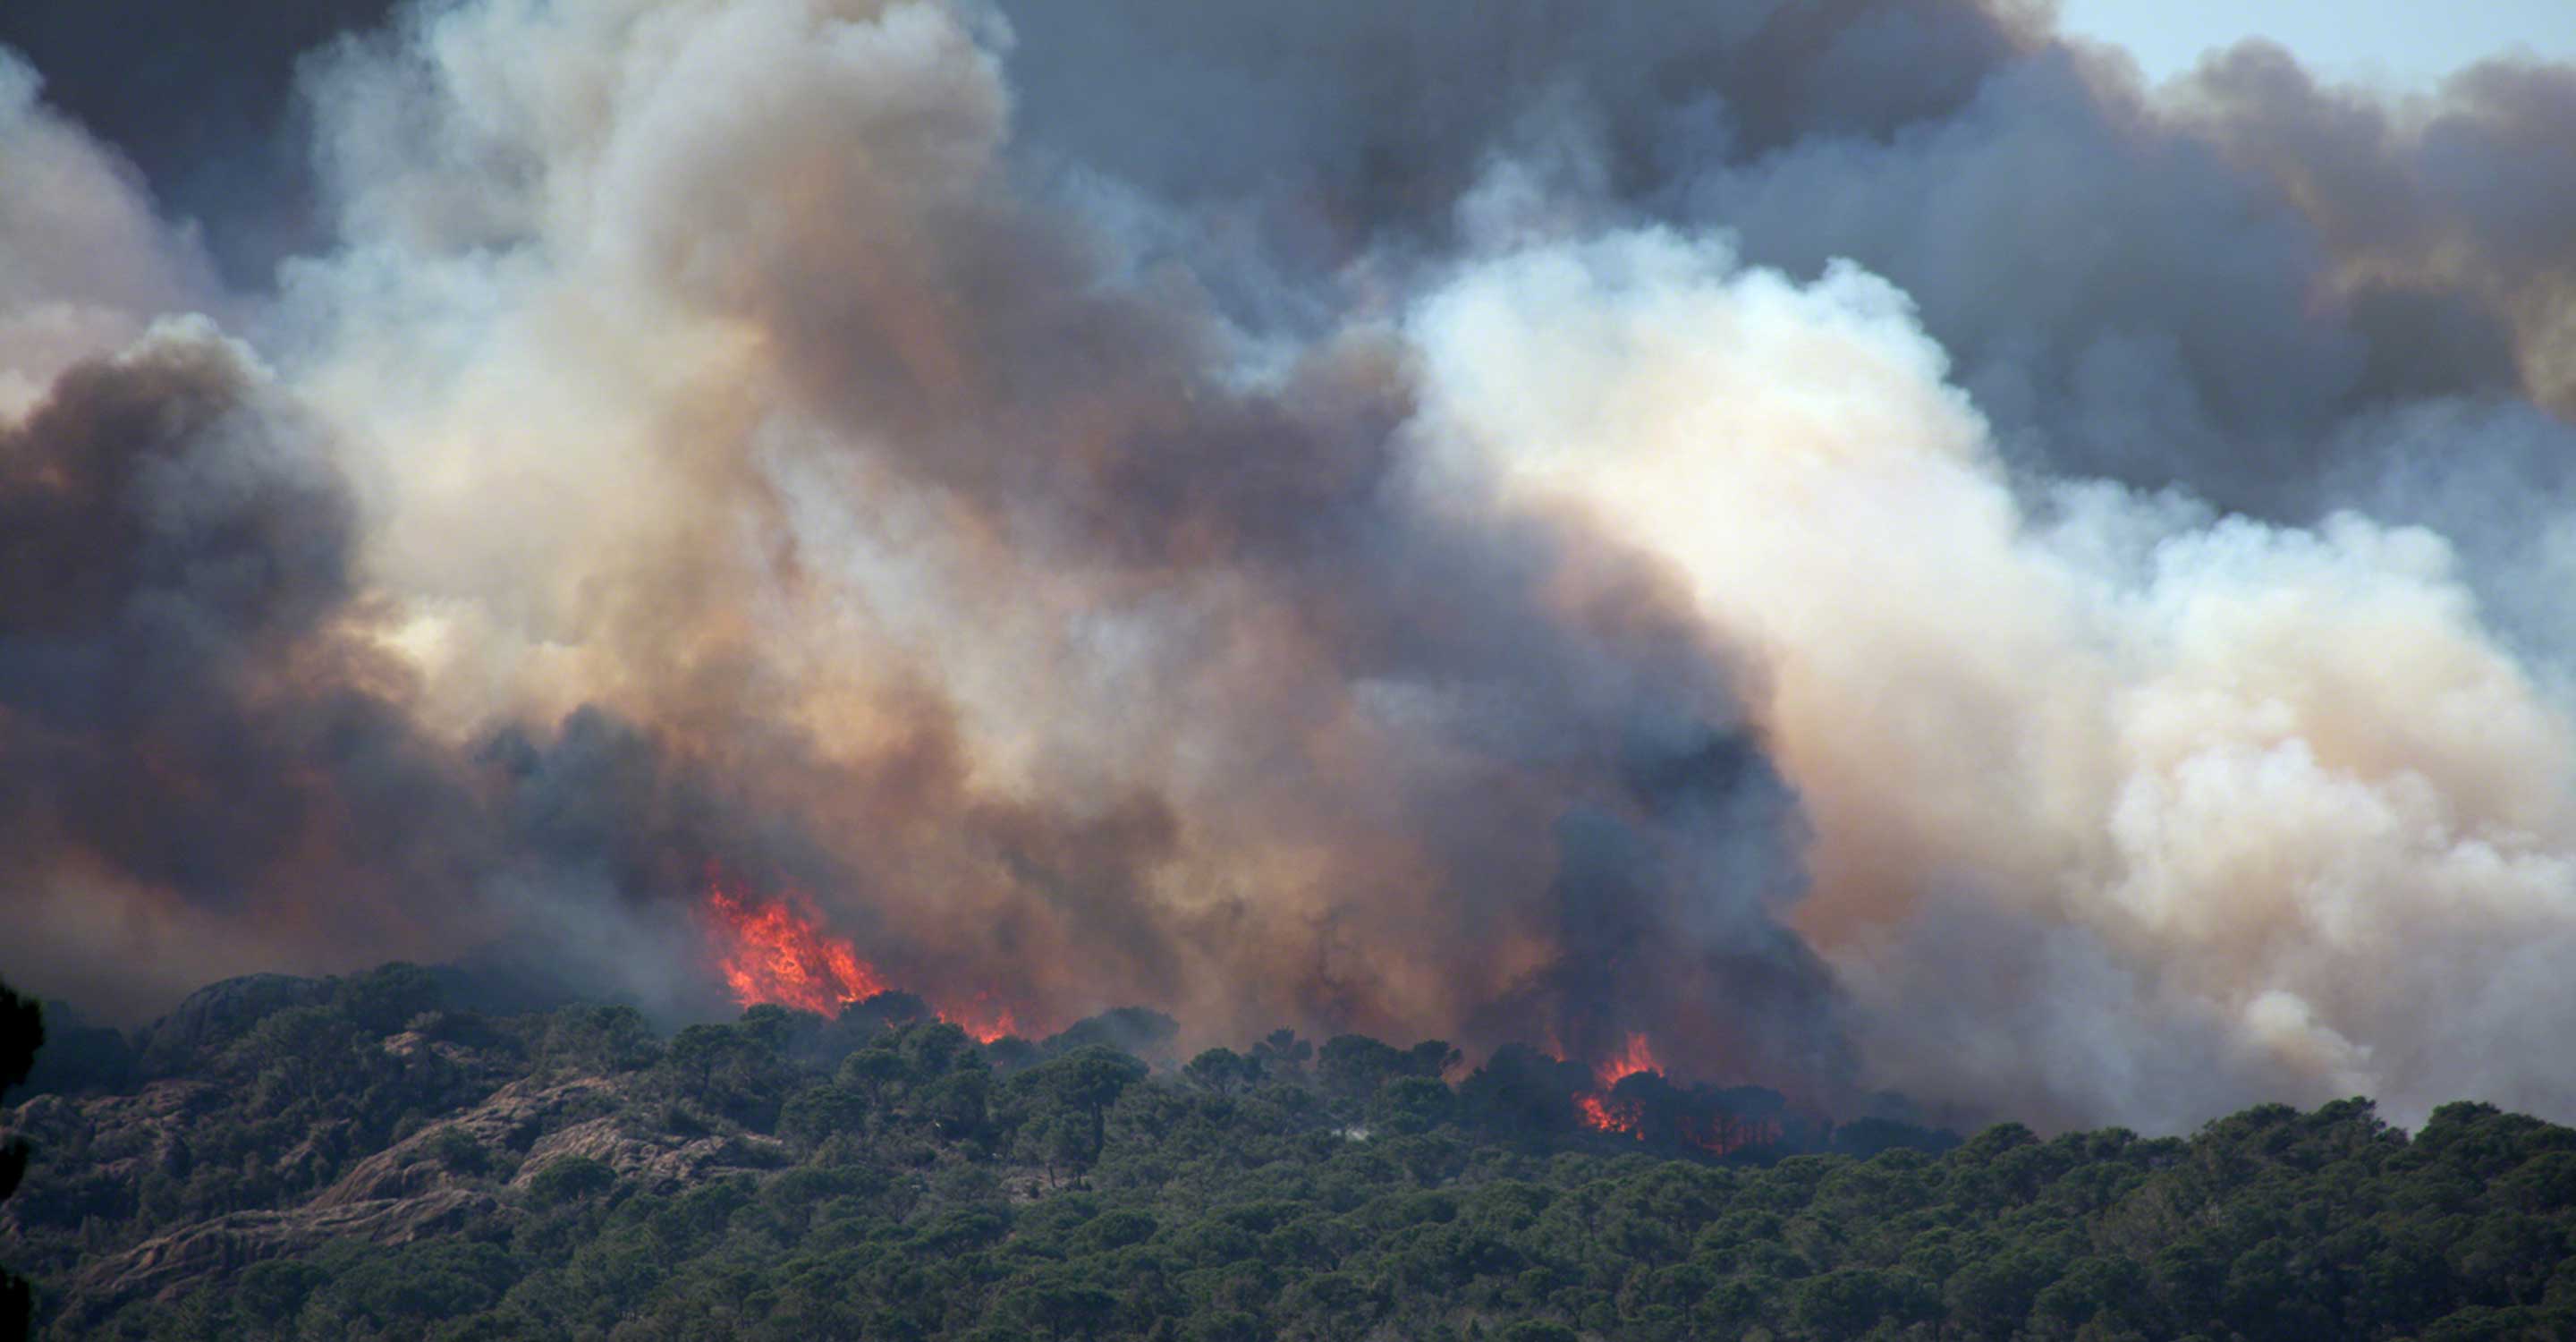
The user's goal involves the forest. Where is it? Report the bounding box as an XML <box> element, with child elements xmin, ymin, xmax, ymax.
<box><xmin>0</xmin><ymin>965</ymin><xmax>2571</xmax><ymax>1340</ymax></box>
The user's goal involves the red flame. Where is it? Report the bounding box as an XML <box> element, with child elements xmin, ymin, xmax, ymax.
<box><xmin>1575</xmin><ymin>1032</ymin><xmax>1658</xmax><ymax>1138</ymax></box>
<box><xmin>705</xmin><ymin>884</ymin><xmax>887</xmax><ymax>1015</ymax></box>
<box><xmin>1569</xmin><ymin>1032</ymin><xmax>1777</xmax><ymax>1157</ymax></box>
<box><xmin>937</xmin><ymin>990</ymin><xmax>1027</xmax><ymax>1046</ymax></box>
<box><xmin>1575</xmin><ymin>1091</ymin><xmax>1641</xmax><ymax>1135</ymax></box>
<box><xmin>700</xmin><ymin>882</ymin><xmax>1030</xmax><ymax>1043</ymax></box>
<box><xmin>1594</xmin><ymin>1032</ymin><xmax>1657</xmax><ymax>1089</ymax></box>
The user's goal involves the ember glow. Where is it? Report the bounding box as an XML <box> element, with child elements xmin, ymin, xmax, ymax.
<box><xmin>938</xmin><ymin>993</ymin><xmax>1029</xmax><ymax>1047</ymax></box>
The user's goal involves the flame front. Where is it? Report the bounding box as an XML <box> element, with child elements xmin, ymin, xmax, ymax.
<box><xmin>1571</xmin><ymin>1032</ymin><xmax>1777</xmax><ymax>1156</ymax></box>
<box><xmin>701</xmin><ymin>883</ymin><xmax>1031</xmax><ymax>1042</ymax></box>
<box><xmin>705</xmin><ymin>884</ymin><xmax>888</xmax><ymax>1015</ymax></box>
<box><xmin>938</xmin><ymin>991</ymin><xmax>1025</xmax><ymax>1046</ymax></box>
<box><xmin>1594</xmin><ymin>1032</ymin><xmax>1657</xmax><ymax>1089</ymax></box>
<box><xmin>1576</xmin><ymin>1032</ymin><xmax>1658</xmax><ymax>1138</ymax></box>
<box><xmin>1575</xmin><ymin>1091</ymin><xmax>1641</xmax><ymax>1136</ymax></box>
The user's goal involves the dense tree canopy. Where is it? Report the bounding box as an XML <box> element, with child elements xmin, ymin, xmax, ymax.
<box><xmin>0</xmin><ymin>964</ymin><xmax>2571</xmax><ymax>1340</ymax></box>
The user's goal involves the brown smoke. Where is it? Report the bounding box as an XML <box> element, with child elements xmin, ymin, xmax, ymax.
<box><xmin>6</xmin><ymin>0</ymin><xmax>2576</xmax><ymax>1132</ymax></box>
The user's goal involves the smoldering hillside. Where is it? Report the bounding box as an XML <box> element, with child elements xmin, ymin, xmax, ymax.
<box><xmin>4</xmin><ymin>0</ymin><xmax>2575</xmax><ymax>1134</ymax></box>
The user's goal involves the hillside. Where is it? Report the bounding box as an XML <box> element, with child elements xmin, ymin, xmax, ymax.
<box><xmin>4</xmin><ymin>967</ymin><xmax>2572</xmax><ymax>1340</ymax></box>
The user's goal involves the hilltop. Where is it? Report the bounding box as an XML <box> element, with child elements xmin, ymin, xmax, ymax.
<box><xmin>2</xmin><ymin>964</ymin><xmax>2572</xmax><ymax>1340</ymax></box>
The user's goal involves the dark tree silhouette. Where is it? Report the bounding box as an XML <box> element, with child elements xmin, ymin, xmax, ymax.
<box><xmin>0</xmin><ymin>977</ymin><xmax>43</xmax><ymax>1342</ymax></box>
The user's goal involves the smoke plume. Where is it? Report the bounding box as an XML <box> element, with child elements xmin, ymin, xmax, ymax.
<box><xmin>5</xmin><ymin>0</ymin><xmax>2576</xmax><ymax>1133</ymax></box>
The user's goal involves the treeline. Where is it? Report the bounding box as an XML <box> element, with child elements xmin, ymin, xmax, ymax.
<box><xmin>1</xmin><ymin>964</ymin><xmax>2572</xmax><ymax>1339</ymax></box>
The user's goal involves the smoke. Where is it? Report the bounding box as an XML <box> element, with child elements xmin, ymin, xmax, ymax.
<box><xmin>0</xmin><ymin>53</ymin><xmax>227</xmax><ymax>418</ymax></box>
<box><xmin>0</xmin><ymin>0</ymin><xmax>402</xmax><ymax>285</ymax></box>
<box><xmin>1408</xmin><ymin>229</ymin><xmax>2576</xmax><ymax>1130</ymax></box>
<box><xmin>5</xmin><ymin>0</ymin><xmax>2576</xmax><ymax>1133</ymax></box>
<box><xmin>0</xmin><ymin>319</ymin><xmax>489</xmax><ymax>1015</ymax></box>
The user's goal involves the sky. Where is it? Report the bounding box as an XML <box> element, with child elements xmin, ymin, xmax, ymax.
<box><xmin>2056</xmin><ymin>0</ymin><xmax>2576</xmax><ymax>87</ymax></box>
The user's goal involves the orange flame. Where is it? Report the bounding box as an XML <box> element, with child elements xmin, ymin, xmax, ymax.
<box><xmin>701</xmin><ymin>882</ymin><xmax>1033</xmax><ymax>1042</ymax></box>
<box><xmin>705</xmin><ymin>884</ymin><xmax>887</xmax><ymax>1015</ymax></box>
<box><xmin>940</xmin><ymin>994</ymin><xmax>1025</xmax><ymax>1046</ymax></box>
<box><xmin>1576</xmin><ymin>1091</ymin><xmax>1642</xmax><ymax>1135</ymax></box>
<box><xmin>1568</xmin><ymin>1032</ymin><xmax>1776</xmax><ymax>1156</ymax></box>
<box><xmin>1594</xmin><ymin>1032</ymin><xmax>1657</xmax><ymax>1088</ymax></box>
<box><xmin>1575</xmin><ymin>1032</ymin><xmax>1658</xmax><ymax>1138</ymax></box>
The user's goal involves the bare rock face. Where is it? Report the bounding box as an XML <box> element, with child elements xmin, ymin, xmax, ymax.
<box><xmin>70</xmin><ymin>1189</ymin><xmax>497</xmax><ymax>1320</ymax></box>
<box><xmin>445</xmin><ymin>1074</ymin><xmax>627</xmax><ymax>1152</ymax></box>
<box><xmin>304</xmin><ymin>1074</ymin><xmax>625</xmax><ymax>1210</ymax></box>
<box><xmin>0</xmin><ymin>966</ymin><xmax>872</xmax><ymax>1338</ymax></box>
<box><xmin>4</xmin><ymin>1042</ymin><xmax>806</xmax><ymax>1327</ymax></box>
<box><xmin>3</xmin><ymin>1047</ymin><xmax>595</xmax><ymax>1320</ymax></box>
<box><xmin>514</xmin><ymin>1116</ymin><xmax>790</xmax><ymax>1193</ymax></box>
<box><xmin>306</xmin><ymin>1140</ymin><xmax>460</xmax><ymax>1210</ymax></box>
<box><xmin>0</xmin><ymin>1081</ymin><xmax>223</xmax><ymax>1237</ymax></box>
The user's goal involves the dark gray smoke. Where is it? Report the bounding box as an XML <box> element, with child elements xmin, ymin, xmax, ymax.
<box><xmin>4</xmin><ymin>0</ymin><xmax>2576</xmax><ymax>1134</ymax></box>
<box><xmin>0</xmin><ymin>327</ymin><xmax>479</xmax><ymax>1001</ymax></box>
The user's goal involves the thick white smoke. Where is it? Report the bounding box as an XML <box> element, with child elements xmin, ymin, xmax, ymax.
<box><xmin>0</xmin><ymin>52</ymin><xmax>224</xmax><ymax>418</ymax></box>
<box><xmin>9</xmin><ymin>0</ymin><xmax>2576</xmax><ymax>1134</ymax></box>
<box><xmin>1410</xmin><ymin>227</ymin><xmax>2576</xmax><ymax>1128</ymax></box>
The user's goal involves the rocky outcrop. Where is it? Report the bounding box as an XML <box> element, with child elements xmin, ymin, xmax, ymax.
<box><xmin>437</xmin><ymin>1073</ymin><xmax>626</xmax><ymax>1153</ymax></box>
<box><xmin>132</xmin><ymin>974</ymin><xmax>328</xmax><ymax>1076</ymax></box>
<box><xmin>21</xmin><ymin>1055</ymin><xmax>801</xmax><ymax>1324</ymax></box>
<box><xmin>513</xmin><ymin>1116</ymin><xmax>789</xmax><ymax>1193</ymax></box>
<box><xmin>67</xmin><ymin>1189</ymin><xmax>496</xmax><ymax>1323</ymax></box>
<box><xmin>302</xmin><ymin>1073</ymin><xmax>624</xmax><ymax>1210</ymax></box>
<box><xmin>4</xmin><ymin>1013</ymin><xmax>814</xmax><ymax>1328</ymax></box>
<box><xmin>4</xmin><ymin>1080</ymin><xmax>220</xmax><ymax>1189</ymax></box>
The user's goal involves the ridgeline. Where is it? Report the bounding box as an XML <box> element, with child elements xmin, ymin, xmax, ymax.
<box><xmin>3</xmin><ymin>965</ymin><xmax>2572</xmax><ymax>1340</ymax></box>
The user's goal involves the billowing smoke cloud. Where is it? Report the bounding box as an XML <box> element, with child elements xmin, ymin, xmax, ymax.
<box><xmin>0</xmin><ymin>54</ymin><xmax>227</xmax><ymax>417</ymax></box>
<box><xmin>5</xmin><ymin>0</ymin><xmax>2576</xmax><ymax>1134</ymax></box>
<box><xmin>1408</xmin><ymin>231</ymin><xmax>2576</xmax><ymax>1131</ymax></box>
<box><xmin>0</xmin><ymin>0</ymin><xmax>401</xmax><ymax>284</ymax></box>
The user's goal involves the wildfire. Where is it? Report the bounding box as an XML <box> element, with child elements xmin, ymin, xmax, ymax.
<box><xmin>1575</xmin><ymin>1032</ymin><xmax>1658</xmax><ymax>1138</ymax></box>
<box><xmin>1575</xmin><ymin>1091</ymin><xmax>1641</xmax><ymax>1135</ymax></box>
<box><xmin>1594</xmin><ymin>1032</ymin><xmax>1657</xmax><ymax>1089</ymax></box>
<box><xmin>705</xmin><ymin>884</ymin><xmax>887</xmax><ymax>1015</ymax></box>
<box><xmin>937</xmin><ymin>991</ymin><xmax>1026</xmax><ymax>1046</ymax></box>
<box><xmin>700</xmin><ymin>882</ymin><xmax>1030</xmax><ymax>1042</ymax></box>
<box><xmin>1569</xmin><ymin>1031</ymin><xmax>1777</xmax><ymax>1157</ymax></box>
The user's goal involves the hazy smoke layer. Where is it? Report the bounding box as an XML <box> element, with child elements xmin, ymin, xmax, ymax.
<box><xmin>4</xmin><ymin>0</ymin><xmax>2575</xmax><ymax>1132</ymax></box>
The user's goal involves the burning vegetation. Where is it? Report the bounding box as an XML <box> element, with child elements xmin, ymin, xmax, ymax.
<box><xmin>11</xmin><ymin>0</ymin><xmax>2576</xmax><ymax>1161</ymax></box>
<box><xmin>1572</xmin><ymin>1032</ymin><xmax>1659</xmax><ymax>1137</ymax></box>
<box><xmin>703</xmin><ymin>878</ymin><xmax>1795</xmax><ymax>1156</ymax></box>
<box><xmin>702</xmin><ymin>884</ymin><xmax>887</xmax><ymax>1018</ymax></box>
<box><xmin>702</xmin><ymin>882</ymin><xmax>1029</xmax><ymax>1045</ymax></box>
<box><xmin>1569</xmin><ymin>1032</ymin><xmax>1786</xmax><ymax>1157</ymax></box>
<box><xmin>20</xmin><ymin>957</ymin><xmax>2575</xmax><ymax>1342</ymax></box>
